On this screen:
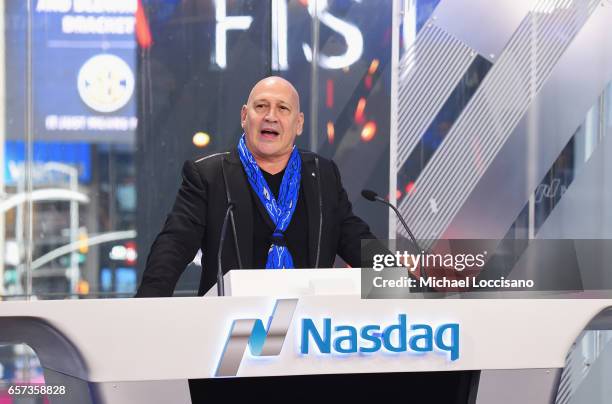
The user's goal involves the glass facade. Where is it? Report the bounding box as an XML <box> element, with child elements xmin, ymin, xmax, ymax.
<box><xmin>1</xmin><ymin>0</ymin><xmax>399</xmax><ymax>301</ymax></box>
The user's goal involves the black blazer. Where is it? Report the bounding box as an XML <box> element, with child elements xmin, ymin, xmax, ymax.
<box><xmin>136</xmin><ymin>149</ymin><xmax>376</xmax><ymax>297</ymax></box>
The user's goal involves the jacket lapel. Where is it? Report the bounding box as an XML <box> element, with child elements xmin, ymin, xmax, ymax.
<box><xmin>300</xmin><ymin>151</ymin><xmax>321</xmax><ymax>268</ymax></box>
<box><xmin>224</xmin><ymin>150</ymin><xmax>253</xmax><ymax>269</ymax></box>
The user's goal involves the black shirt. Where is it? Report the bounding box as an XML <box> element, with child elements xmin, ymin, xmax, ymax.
<box><xmin>250</xmin><ymin>168</ymin><xmax>309</xmax><ymax>269</ymax></box>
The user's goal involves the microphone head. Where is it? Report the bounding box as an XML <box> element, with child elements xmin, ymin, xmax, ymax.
<box><xmin>361</xmin><ymin>189</ymin><xmax>378</xmax><ymax>202</ymax></box>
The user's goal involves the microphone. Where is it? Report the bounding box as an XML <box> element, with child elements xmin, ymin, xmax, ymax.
<box><xmin>217</xmin><ymin>201</ymin><xmax>236</xmax><ymax>296</ymax></box>
<box><xmin>361</xmin><ymin>189</ymin><xmax>429</xmax><ymax>287</ymax></box>
<box><xmin>361</xmin><ymin>189</ymin><xmax>378</xmax><ymax>202</ymax></box>
<box><xmin>361</xmin><ymin>189</ymin><xmax>421</xmax><ymax>252</ymax></box>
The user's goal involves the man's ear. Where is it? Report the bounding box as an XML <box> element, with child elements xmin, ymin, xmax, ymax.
<box><xmin>296</xmin><ymin>112</ymin><xmax>304</xmax><ymax>135</ymax></box>
<box><xmin>240</xmin><ymin>105</ymin><xmax>247</xmax><ymax>128</ymax></box>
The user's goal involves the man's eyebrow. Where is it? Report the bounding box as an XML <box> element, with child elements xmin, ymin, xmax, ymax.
<box><xmin>252</xmin><ymin>98</ymin><xmax>292</xmax><ymax>107</ymax></box>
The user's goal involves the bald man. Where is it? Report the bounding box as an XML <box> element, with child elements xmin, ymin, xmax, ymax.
<box><xmin>136</xmin><ymin>77</ymin><xmax>376</xmax><ymax>297</ymax></box>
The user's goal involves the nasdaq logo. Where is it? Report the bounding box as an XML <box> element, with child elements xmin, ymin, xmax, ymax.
<box><xmin>216</xmin><ymin>299</ymin><xmax>298</xmax><ymax>377</ymax></box>
<box><xmin>216</xmin><ymin>300</ymin><xmax>460</xmax><ymax>377</ymax></box>
<box><xmin>301</xmin><ymin>315</ymin><xmax>460</xmax><ymax>360</ymax></box>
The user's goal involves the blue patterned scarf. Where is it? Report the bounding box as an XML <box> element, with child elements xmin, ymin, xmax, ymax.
<box><xmin>237</xmin><ymin>134</ymin><xmax>301</xmax><ymax>269</ymax></box>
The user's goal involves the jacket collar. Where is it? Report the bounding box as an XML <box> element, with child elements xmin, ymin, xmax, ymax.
<box><xmin>224</xmin><ymin>147</ymin><xmax>320</xmax><ymax>268</ymax></box>
<box><xmin>300</xmin><ymin>151</ymin><xmax>321</xmax><ymax>268</ymax></box>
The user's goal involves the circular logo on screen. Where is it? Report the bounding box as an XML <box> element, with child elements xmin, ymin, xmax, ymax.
<box><xmin>77</xmin><ymin>54</ymin><xmax>135</xmax><ymax>113</ymax></box>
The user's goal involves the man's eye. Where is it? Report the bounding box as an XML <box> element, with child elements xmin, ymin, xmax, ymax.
<box><xmin>280</xmin><ymin>106</ymin><xmax>289</xmax><ymax>111</ymax></box>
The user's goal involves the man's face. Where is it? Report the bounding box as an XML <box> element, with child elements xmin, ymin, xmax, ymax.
<box><xmin>241</xmin><ymin>77</ymin><xmax>304</xmax><ymax>160</ymax></box>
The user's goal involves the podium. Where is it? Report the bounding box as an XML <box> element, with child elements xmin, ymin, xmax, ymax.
<box><xmin>0</xmin><ymin>268</ymin><xmax>611</xmax><ymax>403</ymax></box>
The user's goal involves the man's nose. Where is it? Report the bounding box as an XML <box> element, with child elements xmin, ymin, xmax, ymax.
<box><xmin>264</xmin><ymin>107</ymin><xmax>279</xmax><ymax>122</ymax></box>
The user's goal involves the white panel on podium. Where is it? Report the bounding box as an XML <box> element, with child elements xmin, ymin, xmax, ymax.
<box><xmin>204</xmin><ymin>268</ymin><xmax>362</xmax><ymax>297</ymax></box>
<box><xmin>2</xmin><ymin>268</ymin><xmax>612</xmax><ymax>404</ymax></box>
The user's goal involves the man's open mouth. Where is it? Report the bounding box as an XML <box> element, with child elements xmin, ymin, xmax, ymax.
<box><xmin>261</xmin><ymin>129</ymin><xmax>280</xmax><ymax>136</ymax></box>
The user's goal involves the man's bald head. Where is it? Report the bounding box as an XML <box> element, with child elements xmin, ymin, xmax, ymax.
<box><xmin>247</xmin><ymin>76</ymin><xmax>301</xmax><ymax>112</ymax></box>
